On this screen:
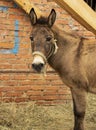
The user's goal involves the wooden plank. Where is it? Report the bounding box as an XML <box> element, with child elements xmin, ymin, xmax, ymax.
<box><xmin>48</xmin><ymin>0</ymin><xmax>96</xmax><ymax>35</ymax></box>
<box><xmin>0</xmin><ymin>43</ymin><xmax>14</xmax><ymax>49</ymax></box>
<box><xmin>13</xmin><ymin>0</ymin><xmax>42</xmax><ymax>17</ymax></box>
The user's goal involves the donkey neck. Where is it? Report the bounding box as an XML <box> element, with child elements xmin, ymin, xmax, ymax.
<box><xmin>48</xmin><ymin>26</ymin><xmax>81</xmax><ymax>74</ymax></box>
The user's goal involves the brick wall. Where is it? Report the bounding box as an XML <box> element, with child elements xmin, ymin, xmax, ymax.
<box><xmin>0</xmin><ymin>0</ymin><xmax>95</xmax><ymax>105</ymax></box>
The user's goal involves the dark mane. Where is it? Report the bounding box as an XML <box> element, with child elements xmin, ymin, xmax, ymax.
<box><xmin>36</xmin><ymin>16</ymin><xmax>48</xmax><ymax>25</ymax></box>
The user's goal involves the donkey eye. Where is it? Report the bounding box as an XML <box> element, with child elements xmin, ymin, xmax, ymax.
<box><xmin>30</xmin><ymin>36</ymin><xmax>34</xmax><ymax>41</ymax></box>
<box><xmin>46</xmin><ymin>36</ymin><xmax>52</xmax><ymax>41</ymax></box>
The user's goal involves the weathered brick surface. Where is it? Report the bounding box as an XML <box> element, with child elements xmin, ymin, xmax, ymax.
<box><xmin>0</xmin><ymin>0</ymin><xmax>95</xmax><ymax>105</ymax></box>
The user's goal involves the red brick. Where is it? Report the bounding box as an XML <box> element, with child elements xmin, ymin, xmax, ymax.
<box><xmin>8</xmin><ymin>14</ymin><xmax>24</xmax><ymax>20</ymax></box>
<box><xmin>0</xmin><ymin>92</ymin><xmax>3</xmax><ymax>97</ymax></box>
<box><xmin>13</xmin><ymin>86</ymin><xmax>31</xmax><ymax>91</ymax></box>
<box><xmin>0</xmin><ymin>54</ymin><xmax>16</xmax><ymax>59</ymax></box>
<box><xmin>30</xmin><ymin>95</ymin><xmax>44</xmax><ymax>101</ymax></box>
<box><xmin>14</xmin><ymin>97</ymin><xmax>29</xmax><ymax>102</ymax></box>
<box><xmin>30</xmin><ymin>85</ymin><xmax>45</xmax><ymax>91</ymax></box>
<box><xmin>8</xmin><ymin>8</ymin><xmax>24</xmax><ymax>15</ymax></box>
<box><xmin>12</xmin><ymin>64</ymin><xmax>28</xmax><ymax>70</ymax></box>
<box><xmin>44</xmin><ymin>90</ymin><xmax>58</xmax><ymax>95</ymax></box>
<box><xmin>27</xmin><ymin>91</ymin><xmax>43</xmax><ymax>96</ymax></box>
<box><xmin>44</xmin><ymin>95</ymin><xmax>59</xmax><ymax>101</ymax></box>
<box><xmin>0</xmin><ymin>1</ymin><xmax>13</xmax><ymax>7</ymax></box>
<box><xmin>3</xmin><ymin>80</ymin><xmax>18</xmax><ymax>86</ymax></box>
<box><xmin>0</xmin><ymin>74</ymin><xmax>10</xmax><ymax>80</ymax></box>
<box><xmin>5</xmin><ymin>92</ymin><xmax>22</xmax><ymax>97</ymax></box>
<box><xmin>12</xmin><ymin>74</ymin><xmax>27</xmax><ymax>80</ymax></box>
<box><xmin>0</xmin><ymin>86</ymin><xmax>14</xmax><ymax>92</ymax></box>
<box><xmin>58</xmin><ymin>88</ymin><xmax>71</xmax><ymax>95</ymax></box>
<box><xmin>28</xmin><ymin>74</ymin><xmax>45</xmax><ymax>80</ymax></box>
<box><xmin>0</xmin><ymin>64</ymin><xmax>12</xmax><ymax>69</ymax></box>
<box><xmin>45</xmin><ymin>86</ymin><xmax>60</xmax><ymax>91</ymax></box>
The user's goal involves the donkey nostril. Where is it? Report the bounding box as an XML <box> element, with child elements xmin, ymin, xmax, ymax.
<box><xmin>32</xmin><ymin>63</ymin><xmax>44</xmax><ymax>72</ymax></box>
<box><xmin>39</xmin><ymin>63</ymin><xmax>44</xmax><ymax>68</ymax></box>
<box><xmin>32</xmin><ymin>64</ymin><xmax>36</xmax><ymax>69</ymax></box>
<box><xmin>32</xmin><ymin>63</ymin><xmax>44</xmax><ymax>69</ymax></box>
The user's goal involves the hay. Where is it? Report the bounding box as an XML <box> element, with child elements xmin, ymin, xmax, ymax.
<box><xmin>0</xmin><ymin>94</ymin><xmax>96</xmax><ymax>130</ymax></box>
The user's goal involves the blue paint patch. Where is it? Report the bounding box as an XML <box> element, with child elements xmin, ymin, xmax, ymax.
<box><xmin>0</xmin><ymin>6</ymin><xmax>8</xmax><ymax>12</ymax></box>
<box><xmin>11</xmin><ymin>20</ymin><xmax>19</xmax><ymax>54</ymax></box>
<box><xmin>15</xmin><ymin>20</ymin><xmax>19</xmax><ymax>31</ymax></box>
<box><xmin>0</xmin><ymin>20</ymin><xmax>19</xmax><ymax>54</ymax></box>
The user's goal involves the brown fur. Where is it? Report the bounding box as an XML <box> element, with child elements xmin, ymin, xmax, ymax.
<box><xmin>29</xmin><ymin>8</ymin><xmax>96</xmax><ymax>130</ymax></box>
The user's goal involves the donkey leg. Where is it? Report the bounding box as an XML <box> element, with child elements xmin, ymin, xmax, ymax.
<box><xmin>71</xmin><ymin>88</ymin><xmax>87</xmax><ymax>130</ymax></box>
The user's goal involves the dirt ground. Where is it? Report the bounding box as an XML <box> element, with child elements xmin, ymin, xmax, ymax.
<box><xmin>0</xmin><ymin>93</ymin><xmax>96</xmax><ymax>130</ymax></box>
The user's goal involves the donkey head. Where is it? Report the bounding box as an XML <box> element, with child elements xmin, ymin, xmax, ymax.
<box><xmin>29</xmin><ymin>8</ymin><xmax>57</xmax><ymax>73</ymax></box>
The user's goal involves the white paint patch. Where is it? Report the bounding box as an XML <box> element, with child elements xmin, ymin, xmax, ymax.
<box><xmin>32</xmin><ymin>55</ymin><xmax>45</xmax><ymax>64</ymax></box>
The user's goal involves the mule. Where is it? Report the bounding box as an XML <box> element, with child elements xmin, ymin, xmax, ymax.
<box><xmin>29</xmin><ymin>8</ymin><xmax>96</xmax><ymax>130</ymax></box>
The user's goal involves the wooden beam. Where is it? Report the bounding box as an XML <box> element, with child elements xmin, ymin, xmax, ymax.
<box><xmin>13</xmin><ymin>0</ymin><xmax>42</xmax><ymax>18</ymax></box>
<box><xmin>49</xmin><ymin>0</ymin><xmax>96</xmax><ymax>35</ymax></box>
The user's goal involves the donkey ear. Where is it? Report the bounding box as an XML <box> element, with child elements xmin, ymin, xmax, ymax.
<box><xmin>29</xmin><ymin>8</ymin><xmax>37</xmax><ymax>25</ymax></box>
<box><xmin>48</xmin><ymin>9</ymin><xmax>56</xmax><ymax>27</ymax></box>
